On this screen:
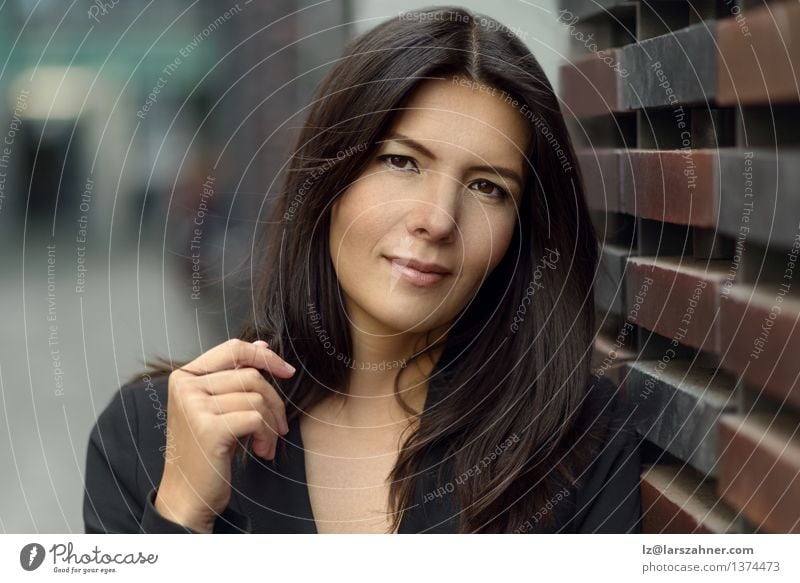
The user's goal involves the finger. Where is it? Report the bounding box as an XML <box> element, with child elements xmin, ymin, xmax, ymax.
<box><xmin>218</xmin><ymin>411</ymin><xmax>278</xmax><ymax>459</ymax></box>
<box><xmin>208</xmin><ymin>393</ymin><xmax>284</xmax><ymax>437</ymax></box>
<box><xmin>194</xmin><ymin>368</ymin><xmax>289</xmax><ymax>434</ymax></box>
<box><xmin>179</xmin><ymin>339</ymin><xmax>295</xmax><ymax>378</ymax></box>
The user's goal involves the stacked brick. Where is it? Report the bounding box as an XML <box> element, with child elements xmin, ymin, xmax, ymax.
<box><xmin>559</xmin><ymin>0</ymin><xmax>800</xmax><ymax>533</ymax></box>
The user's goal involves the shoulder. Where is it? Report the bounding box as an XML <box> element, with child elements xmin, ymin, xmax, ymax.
<box><xmin>89</xmin><ymin>373</ymin><xmax>171</xmax><ymax>485</ymax></box>
<box><xmin>120</xmin><ymin>372</ymin><xmax>170</xmax><ymax>430</ymax></box>
<box><xmin>94</xmin><ymin>373</ymin><xmax>169</xmax><ymax>437</ymax></box>
<box><xmin>83</xmin><ymin>372</ymin><xmax>171</xmax><ymax>533</ymax></box>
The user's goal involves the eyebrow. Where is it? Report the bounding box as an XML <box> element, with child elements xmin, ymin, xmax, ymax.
<box><xmin>378</xmin><ymin>131</ymin><xmax>524</xmax><ymax>189</ymax></box>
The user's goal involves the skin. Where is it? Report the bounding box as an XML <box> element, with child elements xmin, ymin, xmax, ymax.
<box><xmin>304</xmin><ymin>74</ymin><xmax>531</xmax><ymax>532</ymax></box>
<box><xmin>154</xmin><ymin>74</ymin><xmax>531</xmax><ymax>534</ymax></box>
<box><xmin>326</xmin><ymin>74</ymin><xmax>529</xmax><ymax>417</ymax></box>
<box><xmin>156</xmin><ymin>339</ymin><xmax>295</xmax><ymax>533</ymax></box>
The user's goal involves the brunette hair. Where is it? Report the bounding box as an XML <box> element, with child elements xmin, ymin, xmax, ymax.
<box><xmin>137</xmin><ymin>5</ymin><xmax>607</xmax><ymax>533</ymax></box>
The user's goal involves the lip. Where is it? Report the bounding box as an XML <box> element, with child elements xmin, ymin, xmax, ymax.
<box><xmin>384</xmin><ymin>255</ymin><xmax>451</xmax><ymax>287</ymax></box>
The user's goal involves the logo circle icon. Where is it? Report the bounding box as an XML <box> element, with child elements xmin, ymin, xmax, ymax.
<box><xmin>20</xmin><ymin>543</ymin><xmax>46</xmax><ymax>571</ymax></box>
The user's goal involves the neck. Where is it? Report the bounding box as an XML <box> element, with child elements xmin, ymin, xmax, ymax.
<box><xmin>326</xmin><ymin>314</ymin><xmax>448</xmax><ymax>427</ymax></box>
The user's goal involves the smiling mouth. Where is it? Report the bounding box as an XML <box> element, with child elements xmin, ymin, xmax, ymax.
<box><xmin>384</xmin><ymin>257</ymin><xmax>450</xmax><ymax>287</ymax></box>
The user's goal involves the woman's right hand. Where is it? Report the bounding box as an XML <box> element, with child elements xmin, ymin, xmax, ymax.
<box><xmin>153</xmin><ymin>338</ymin><xmax>296</xmax><ymax>533</ymax></box>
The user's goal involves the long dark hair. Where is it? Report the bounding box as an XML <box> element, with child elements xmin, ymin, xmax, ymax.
<box><xmin>138</xmin><ymin>6</ymin><xmax>606</xmax><ymax>533</ymax></box>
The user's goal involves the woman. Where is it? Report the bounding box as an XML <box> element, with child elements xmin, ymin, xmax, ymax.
<box><xmin>83</xmin><ymin>6</ymin><xmax>641</xmax><ymax>534</ymax></box>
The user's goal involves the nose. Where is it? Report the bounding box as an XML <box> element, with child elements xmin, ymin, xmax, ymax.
<box><xmin>404</xmin><ymin>172</ymin><xmax>459</xmax><ymax>243</ymax></box>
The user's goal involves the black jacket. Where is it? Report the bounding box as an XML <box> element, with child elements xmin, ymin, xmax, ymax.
<box><xmin>83</xmin><ymin>372</ymin><xmax>642</xmax><ymax>533</ymax></box>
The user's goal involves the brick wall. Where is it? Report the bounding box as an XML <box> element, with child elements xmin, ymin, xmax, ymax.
<box><xmin>559</xmin><ymin>0</ymin><xmax>800</xmax><ymax>533</ymax></box>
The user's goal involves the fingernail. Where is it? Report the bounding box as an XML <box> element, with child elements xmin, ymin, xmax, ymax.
<box><xmin>284</xmin><ymin>362</ymin><xmax>296</xmax><ymax>373</ymax></box>
<box><xmin>253</xmin><ymin>340</ymin><xmax>269</xmax><ymax>347</ymax></box>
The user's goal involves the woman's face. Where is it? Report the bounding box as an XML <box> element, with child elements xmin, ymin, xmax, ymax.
<box><xmin>329</xmin><ymin>75</ymin><xmax>530</xmax><ymax>336</ymax></box>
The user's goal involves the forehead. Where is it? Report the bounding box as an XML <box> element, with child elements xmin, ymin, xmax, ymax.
<box><xmin>387</xmin><ymin>76</ymin><xmax>530</xmax><ymax>164</ymax></box>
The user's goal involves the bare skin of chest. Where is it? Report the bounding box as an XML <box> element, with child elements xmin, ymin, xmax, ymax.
<box><xmin>299</xmin><ymin>410</ymin><xmax>418</xmax><ymax>534</ymax></box>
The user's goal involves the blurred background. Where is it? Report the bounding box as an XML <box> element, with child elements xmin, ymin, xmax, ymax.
<box><xmin>2</xmin><ymin>0</ymin><xmax>799</xmax><ymax>535</ymax></box>
<box><xmin>0</xmin><ymin>0</ymin><xmax>566</xmax><ymax>533</ymax></box>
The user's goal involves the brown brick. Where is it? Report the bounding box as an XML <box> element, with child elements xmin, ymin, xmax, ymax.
<box><xmin>717</xmin><ymin>413</ymin><xmax>800</xmax><ymax>533</ymax></box>
<box><xmin>720</xmin><ymin>285</ymin><xmax>800</xmax><ymax>411</ymax></box>
<box><xmin>717</xmin><ymin>1</ymin><xmax>800</xmax><ymax>105</ymax></box>
<box><xmin>620</xmin><ymin>150</ymin><xmax>717</xmax><ymax>226</ymax></box>
<box><xmin>579</xmin><ymin>148</ymin><xmax>621</xmax><ymax>213</ymax></box>
<box><xmin>626</xmin><ymin>257</ymin><xmax>729</xmax><ymax>353</ymax></box>
<box><xmin>560</xmin><ymin>51</ymin><xmax>625</xmax><ymax>117</ymax></box>
<box><xmin>641</xmin><ymin>464</ymin><xmax>739</xmax><ymax>533</ymax></box>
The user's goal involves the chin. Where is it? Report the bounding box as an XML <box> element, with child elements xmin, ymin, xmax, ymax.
<box><xmin>368</xmin><ymin>312</ymin><xmax>431</xmax><ymax>334</ymax></box>
<box><xmin>366</xmin><ymin>302</ymin><xmax>453</xmax><ymax>335</ymax></box>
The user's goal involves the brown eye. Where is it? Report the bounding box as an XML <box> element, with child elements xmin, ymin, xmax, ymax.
<box><xmin>470</xmin><ymin>179</ymin><xmax>508</xmax><ymax>199</ymax></box>
<box><xmin>379</xmin><ymin>154</ymin><xmax>419</xmax><ymax>172</ymax></box>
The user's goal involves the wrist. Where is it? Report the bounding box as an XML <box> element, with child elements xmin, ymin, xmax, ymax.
<box><xmin>154</xmin><ymin>483</ymin><xmax>214</xmax><ymax>533</ymax></box>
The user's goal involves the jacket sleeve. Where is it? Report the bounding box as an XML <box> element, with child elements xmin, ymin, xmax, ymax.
<box><xmin>571</xmin><ymin>382</ymin><xmax>643</xmax><ymax>533</ymax></box>
<box><xmin>83</xmin><ymin>384</ymin><xmax>252</xmax><ymax>534</ymax></box>
<box><xmin>141</xmin><ymin>487</ymin><xmax>253</xmax><ymax>534</ymax></box>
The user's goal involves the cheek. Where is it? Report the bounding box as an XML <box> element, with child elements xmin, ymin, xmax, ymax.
<box><xmin>329</xmin><ymin>180</ymin><xmax>396</xmax><ymax>261</ymax></box>
<box><xmin>461</xmin><ymin>209</ymin><xmax>517</xmax><ymax>276</ymax></box>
